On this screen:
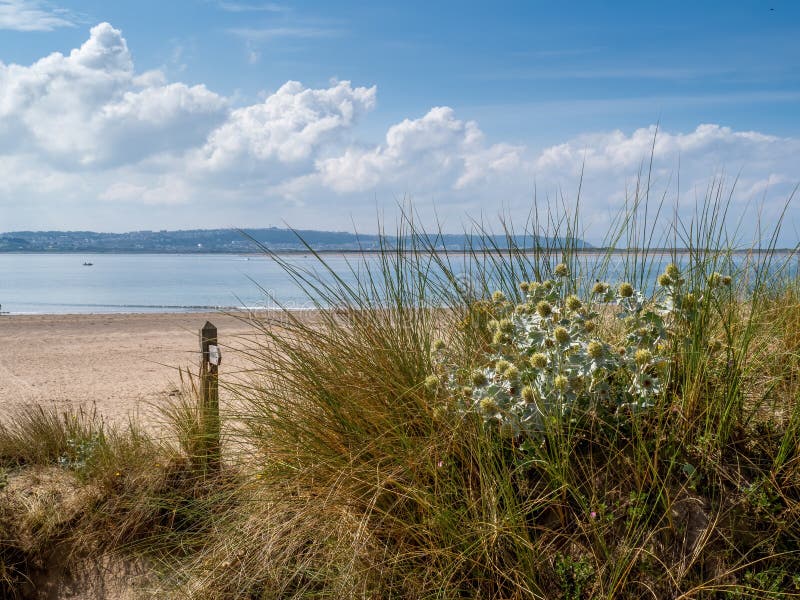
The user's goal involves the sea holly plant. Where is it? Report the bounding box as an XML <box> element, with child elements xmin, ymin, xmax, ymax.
<box><xmin>432</xmin><ymin>262</ymin><xmax>726</xmax><ymax>439</ymax></box>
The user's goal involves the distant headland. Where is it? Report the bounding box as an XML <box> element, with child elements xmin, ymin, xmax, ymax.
<box><xmin>0</xmin><ymin>228</ymin><xmax>590</xmax><ymax>253</ymax></box>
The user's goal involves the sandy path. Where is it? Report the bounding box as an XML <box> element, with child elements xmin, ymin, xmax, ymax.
<box><xmin>0</xmin><ymin>312</ymin><xmax>273</xmax><ymax>427</ymax></box>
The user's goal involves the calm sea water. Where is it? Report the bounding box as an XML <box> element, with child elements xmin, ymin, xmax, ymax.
<box><xmin>0</xmin><ymin>252</ymin><xmax>795</xmax><ymax>315</ymax></box>
<box><xmin>0</xmin><ymin>253</ymin><xmax>333</xmax><ymax>314</ymax></box>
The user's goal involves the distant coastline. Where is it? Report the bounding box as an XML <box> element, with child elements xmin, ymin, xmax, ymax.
<box><xmin>0</xmin><ymin>248</ymin><xmax>796</xmax><ymax>255</ymax></box>
<box><xmin>0</xmin><ymin>227</ymin><xmax>589</xmax><ymax>253</ymax></box>
<box><xmin>1</xmin><ymin>227</ymin><xmax>796</xmax><ymax>254</ymax></box>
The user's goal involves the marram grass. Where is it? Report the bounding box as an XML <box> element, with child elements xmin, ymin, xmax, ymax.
<box><xmin>2</xmin><ymin>191</ymin><xmax>800</xmax><ymax>598</ymax></box>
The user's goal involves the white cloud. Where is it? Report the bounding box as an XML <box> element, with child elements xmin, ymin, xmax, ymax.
<box><xmin>534</xmin><ymin>124</ymin><xmax>784</xmax><ymax>174</ymax></box>
<box><xmin>195</xmin><ymin>80</ymin><xmax>376</xmax><ymax>173</ymax></box>
<box><xmin>0</xmin><ymin>153</ymin><xmax>77</xmax><ymax>195</ymax></box>
<box><xmin>227</xmin><ymin>26</ymin><xmax>343</xmax><ymax>41</ymax></box>
<box><xmin>740</xmin><ymin>173</ymin><xmax>790</xmax><ymax>199</ymax></box>
<box><xmin>99</xmin><ymin>182</ymin><xmax>145</xmax><ymax>203</ymax></box>
<box><xmin>522</xmin><ymin>125</ymin><xmax>800</xmax><ymax>244</ymax></box>
<box><xmin>216</xmin><ymin>1</ymin><xmax>285</xmax><ymax>12</ymax></box>
<box><xmin>314</xmin><ymin>106</ymin><xmax>522</xmax><ymax>193</ymax></box>
<box><xmin>0</xmin><ymin>0</ymin><xmax>74</xmax><ymax>31</ymax></box>
<box><xmin>100</xmin><ymin>177</ymin><xmax>191</xmax><ymax>206</ymax></box>
<box><xmin>530</xmin><ymin>123</ymin><xmax>800</xmax><ymax>212</ymax></box>
<box><xmin>0</xmin><ymin>22</ymin><xmax>796</xmax><ymax>244</ymax></box>
<box><xmin>277</xmin><ymin>118</ymin><xmax>797</xmax><ymax>242</ymax></box>
<box><xmin>0</xmin><ymin>22</ymin><xmax>227</xmax><ymax>167</ymax></box>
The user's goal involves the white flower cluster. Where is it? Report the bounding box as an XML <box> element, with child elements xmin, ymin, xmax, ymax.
<box><xmin>435</xmin><ymin>263</ymin><xmax>698</xmax><ymax>438</ymax></box>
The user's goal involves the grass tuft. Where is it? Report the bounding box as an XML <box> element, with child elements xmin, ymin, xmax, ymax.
<box><xmin>1</xmin><ymin>175</ymin><xmax>799</xmax><ymax>598</ymax></box>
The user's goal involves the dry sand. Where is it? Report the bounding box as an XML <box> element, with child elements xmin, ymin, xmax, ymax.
<box><xmin>1</xmin><ymin>312</ymin><xmax>307</xmax><ymax>597</ymax></box>
<box><xmin>0</xmin><ymin>312</ymin><xmax>270</xmax><ymax>427</ymax></box>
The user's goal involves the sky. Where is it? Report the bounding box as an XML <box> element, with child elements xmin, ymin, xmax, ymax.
<box><xmin>0</xmin><ymin>0</ymin><xmax>798</xmax><ymax>245</ymax></box>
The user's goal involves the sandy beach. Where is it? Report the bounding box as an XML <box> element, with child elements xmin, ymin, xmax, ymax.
<box><xmin>0</xmin><ymin>312</ymin><xmax>269</xmax><ymax>427</ymax></box>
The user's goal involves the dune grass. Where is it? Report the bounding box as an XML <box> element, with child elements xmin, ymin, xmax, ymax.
<box><xmin>1</xmin><ymin>183</ymin><xmax>799</xmax><ymax>598</ymax></box>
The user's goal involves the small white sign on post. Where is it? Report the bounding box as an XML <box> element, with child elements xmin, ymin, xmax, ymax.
<box><xmin>208</xmin><ymin>344</ymin><xmax>221</xmax><ymax>366</ymax></box>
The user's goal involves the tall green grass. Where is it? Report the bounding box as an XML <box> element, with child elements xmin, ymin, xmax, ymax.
<box><xmin>176</xmin><ymin>178</ymin><xmax>798</xmax><ymax>598</ymax></box>
<box><xmin>1</xmin><ymin>176</ymin><xmax>798</xmax><ymax>598</ymax></box>
<box><xmin>0</xmin><ymin>396</ymin><xmax>237</xmax><ymax>597</ymax></box>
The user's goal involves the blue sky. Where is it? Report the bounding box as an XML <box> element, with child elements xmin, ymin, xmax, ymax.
<box><xmin>0</xmin><ymin>0</ymin><xmax>798</xmax><ymax>243</ymax></box>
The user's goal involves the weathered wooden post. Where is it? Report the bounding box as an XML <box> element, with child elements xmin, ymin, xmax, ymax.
<box><xmin>199</xmin><ymin>321</ymin><xmax>221</xmax><ymax>472</ymax></box>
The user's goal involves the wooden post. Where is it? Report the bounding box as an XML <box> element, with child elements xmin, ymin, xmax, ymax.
<box><xmin>199</xmin><ymin>321</ymin><xmax>221</xmax><ymax>472</ymax></box>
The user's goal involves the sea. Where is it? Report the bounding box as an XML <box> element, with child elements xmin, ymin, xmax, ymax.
<box><xmin>0</xmin><ymin>253</ymin><xmax>326</xmax><ymax>314</ymax></box>
<box><xmin>0</xmin><ymin>251</ymin><xmax>796</xmax><ymax>315</ymax></box>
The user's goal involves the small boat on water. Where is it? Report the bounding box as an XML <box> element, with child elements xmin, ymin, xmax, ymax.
<box><xmin>83</xmin><ymin>262</ymin><xmax>93</xmax><ymax>266</ymax></box>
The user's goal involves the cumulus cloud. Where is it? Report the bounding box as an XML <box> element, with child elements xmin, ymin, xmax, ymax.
<box><xmin>532</xmin><ymin>124</ymin><xmax>799</xmax><ymax>209</ymax></box>
<box><xmin>195</xmin><ymin>80</ymin><xmax>376</xmax><ymax>173</ymax></box>
<box><xmin>534</xmin><ymin>124</ymin><xmax>786</xmax><ymax>174</ymax></box>
<box><xmin>0</xmin><ymin>22</ymin><xmax>796</xmax><ymax>242</ymax></box>
<box><xmin>520</xmin><ymin>124</ymin><xmax>800</xmax><ymax>244</ymax></box>
<box><xmin>100</xmin><ymin>177</ymin><xmax>191</xmax><ymax>206</ymax></box>
<box><xmin>282</xmin><ymin>118</ymin><xmax>797</xmax><ymax>242</ymax></box>
<box><xmin>0</xmin><ymin>0</ymin><xmax>74</xmax><ymax>31</ymax></box>
<box><xmin>0</xmin><ymin>22</ymin><xmax>227</xmax><ymax>167</ymax></box>
<box><xmin>314</xmin><ymin>106</ymin><xmax>523</xmax><ymax>193</ymax></box>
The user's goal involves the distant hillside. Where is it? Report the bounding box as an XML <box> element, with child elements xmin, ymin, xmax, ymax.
<box><xmin>0</xmin><ymin>228</ymin><xmax>591</xmax><ymax>253</ymax></box>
